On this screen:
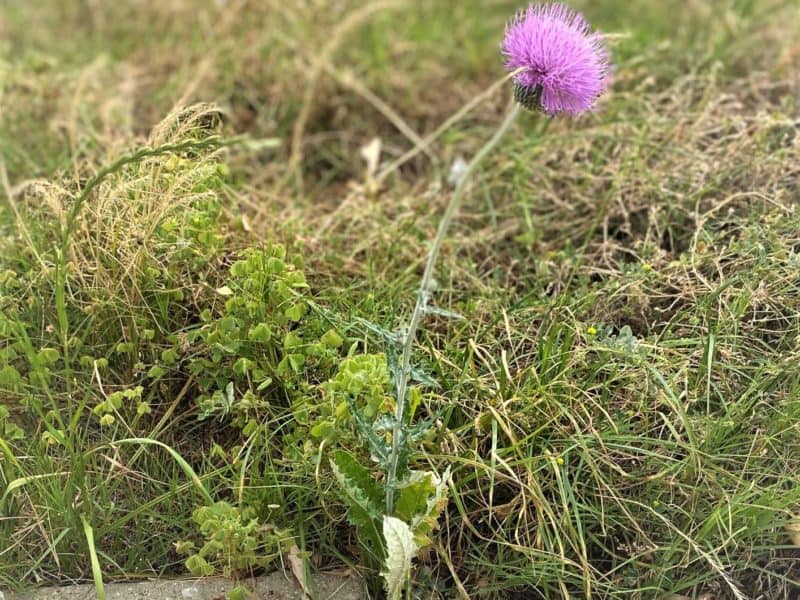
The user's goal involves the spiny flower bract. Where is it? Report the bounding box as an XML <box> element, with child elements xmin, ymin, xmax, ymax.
<box><xmin>502</xmin><ymin>3</ymin><xmax>609</xmax><ymax>115</ymax></box>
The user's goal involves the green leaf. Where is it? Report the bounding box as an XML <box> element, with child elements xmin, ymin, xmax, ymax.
<box><xmin>284</xmin><ymin>303</ymin><xmax>306</xmax><ymax>323</ymax></box>
<box><xmin>354</xmin><ymin>317</ymin><xmax>398</xmax><ymax>344</ymax></box>
<box><xmin>186</xmin><ymin>554</ymin><xmax>214</xmax><ymax>576</ymax></box>
<box><xmin>228</xmin><ymin>585</ymin><xmax>252</xmax><ymax>600</ymax></box>
<box><xmin>408</xmin><ymin>387</ymin><xmax>422</xmax><ymax>421</ymax></box>
<box><xmin>0</xmin><ymin>365</ymin><xmax>22</xmax><ymax>387</ymax></box>
<box><xmin>79</xmin><ymin>514</ymin><xmax>106</xmax><ymax>600</ymax></box>
<box><xmin>394</xmin><ymin>471</ymin><xmax>436</xmax><ymax>524</ymax></box>
<box><xmin>289</xmin><ymin>353</ymin><xmax>305</xmax><ymax>371</ymax></box>
<box><xmin>410</xmin><ymin>367</ymin><xmax>440</xmax><ymax>388</ymax></box>
<box><xmin>283</xmin><ymin>332</ymin><xmax>302</xmax><ymax>350</ymax></box>
<box><xmin>161</xmin><ymin>348</ymin><xmax>179</xmax><ymax>365</ymax></box>
<box><xmin>36</xmin><ymin>347</ymin><xmax>60</xmax><ymax>365</ymax></box>
<box><xmin>147</xmin><ymin>365</ymin><xmax>166</xmax><ymax>379</ymax></box>
<box><xmin>248</xmin><ymin>323</ymin><xmax>272</xmax><ymax>343</ymax></box>
<box><xmin>233</xmin><ymin>357</ymin><xmax>254</xmax><ymax>376</ymax></box>
<box><xmin>330</xmin><ymin>450</ymin><xmax>385</xmax><ymax>562</ymax></box>
<box><xmin>92</xmin><ymin>401</ymin><xmax>109</xmax><ymax>416</ymax></box>
<box><xmin>266</xmin><ymin>257</ymin><xmax>285</xmax><ymax>274</ymax></box>
<box><xmin>256</xmin><ymin>377</ymin><xmax>273</xmax><ymax>391</ymax></box>
<box><xmin>242</xmin><ymin>418</ymin><xmax>258</xmax><ymax>436</ymax></box>
<box><xmin>381</xmin><ymin>516</ymin><xmax>418</xmax><ymax>600</ymax></box>
<box><xmin>321</xmin><ymin>328</ymin><xmax>344</xmax><ymax>349</ymax></box>
<box><xmin>310</xmin><ymin>420</ymin><xmax>335</xmax><ymax>439</ymax></box>
<box><xmin>108</xmin><ymin>391</ymin><xmax>124</xmax><ymax>410</ymax></box>
<box><xmin>4</xmin><ymin>422</ymin><xmax>25</xmax><ymax>441</ymax></box>
<box><xmin>409</xmin><ymin>468</ymin><xmax>450</xmax><ymax>546</ymax></box>
<box><xmin>278</xmin><ymin>353</ymin><xmax>306</xmax><ymax>375</ymax></box>
<box><xmin>331</xmin><ymin>451</ymin><xmax>384</xmax><ymax>515</ymax></box>
<box><xmin>174</xmin><ymin>540</ymin><xmax>196</xmax><ymax>555</ymax></box>
<box><xmin>115</xmin><ymin>342</ymin><xmax>135</xmax><ymax>354</ymax></box>
<box><xmin>343</xmin><ymin>395</ymin><xmax>390</xmax><ymax>464</ymax></box>
<box><xmin>422</xmin><ymin>305</ymin><xmax>464</xmax><ymax>320</ymax></box>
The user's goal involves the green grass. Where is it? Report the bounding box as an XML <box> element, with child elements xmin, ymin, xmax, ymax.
<box><xmin>1</xmin><ymin>0</ymin><xmax>799</xmax><ymax>598</ymax></box>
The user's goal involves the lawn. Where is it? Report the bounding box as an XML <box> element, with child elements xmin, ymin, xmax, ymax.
<box><xmin>1</xmin><ymin>1</ymin><xmax>799</xmax><ymax>598</ymax></box>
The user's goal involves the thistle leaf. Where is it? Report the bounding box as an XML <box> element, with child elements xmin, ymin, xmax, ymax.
<box><xmin>381</xmin><ymin>516</ymin><xmax>418</xmax><ymax>600</ymax></box>
<box><xmin>394</xmin><ymin>471</ymin><xmax>436</xmax><ymax>524</ymax></box>
<box><xmin>394</xmin><ymin>468</ymin><xmax>450</xmax><ymax>547</ymax></box>
<box><xmin>344</xmin><ymin>396</ymin><xmax>390</xmax><ymax>463</ymax></box>
<box><xmin>330</xmin><ymin>450</ymin><xmax>384</xmax><ymax>517</ymax></box>
<box><xmin>330</xmin><ymin>450</ymin><xmax>385</xmax><ymax>562</ymax></box>
<box><xmin>422</xmin><ymin>305</ymin><xmax>465</xmax><ymax>321</ymax></box>
<box><xmin>410</xmin><ymin>467</ymin><xmax>450</xmax><ymax>546</ymax></box>
<box><xmin>410</xmin><ymin>367</ymin><xmax>440</xmax><ymax>389</ymax></box>
<box><xmin>353</xmin><ymin>317</ymin><xmax>400</xmax><ymax>345</ymax></box>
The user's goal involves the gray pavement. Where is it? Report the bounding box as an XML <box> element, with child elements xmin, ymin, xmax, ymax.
<box><xmin>1</xmin><ymin>572</ymin><xmax>365</xmax><ymax>600</ymax></box>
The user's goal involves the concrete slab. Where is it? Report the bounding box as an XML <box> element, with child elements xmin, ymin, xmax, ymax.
<box><xmin>2</xmin><ymin>571</ymin><xmax>365</xmax><ymax>600</ymax></box>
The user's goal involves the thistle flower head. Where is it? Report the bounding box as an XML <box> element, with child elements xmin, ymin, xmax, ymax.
<box><xmin>502</xmin><ymin>3</ymin><xmax>610</xmax><ymax>115</ymax></box>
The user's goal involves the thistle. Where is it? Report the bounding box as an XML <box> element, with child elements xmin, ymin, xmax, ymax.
<box><xmin>374</xmin><ymin>5</ymin><xmax>612</xmax><ymax>597</ymax></box>
<box><xmin>386</xmin><ymin>3</ymin><xmax>612</xmax><ymax>514</ymax></box>
<box><xmin>503</xmin><ymin>3</ymin><xmax>610</xmax><ymax>115</ymax></box>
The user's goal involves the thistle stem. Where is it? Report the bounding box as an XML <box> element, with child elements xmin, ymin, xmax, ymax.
<box><xmin>385</xmin><ymin>100</ymin><xmax>521</xmax><ymax>514</ymax></box>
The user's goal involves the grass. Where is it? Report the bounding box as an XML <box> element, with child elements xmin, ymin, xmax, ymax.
<box><xmin>1</xmin><ymin>0</ymin><xmax>799</xmax><ymax>598</ymax></box>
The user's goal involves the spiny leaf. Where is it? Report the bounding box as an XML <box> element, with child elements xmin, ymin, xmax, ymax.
<box><xmin>330</xmin><ymin>451</ymin><xmax>385</xmax><ymax>562</ymax></box>
<box><xmin>381</xmin><ymin>516</ymin><xmax>418</xmax><ymax>600</ymax></box>
<box><xmin>394</xmin><ymin>471</ymin><xmax>437</xmax><ymax>524</ymax></box>
<box><xmin>353</xmin><ymin>317</ymin><xmax>401</xmax><ymax>345</ymax></box>
<box><xmin>422</xmin><ymin>305</ymin><xmax>465</xmax><ymax>321</ymax></box>
<box><xmin>410</xmin><ymin>367</ymin><xmax>440</xmax><ymax>389</ymax></box>
<box><xmin>330</xmin><ymin>450</ymin><xmax>384</xmax><ymax>519</ymax></box>
<box><xmin>344</xmin><ymin>395</ymin><xmax>390</xmax><ymax>463</ymax></box>
<box><xmin>410</xmin><ymin>467</ymin><xmax>450</xmax><ymax>546</ymax></box>
<box><xmin>407</xmin><ymin>409</ymin><xmax>445</xmax><ymax>444</ymax></box>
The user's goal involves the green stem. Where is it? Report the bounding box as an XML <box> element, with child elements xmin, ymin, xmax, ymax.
<box><xmin>385</xmin><ymin>100</ymin><xmax>522</xmax><ymax>514</ymax></box>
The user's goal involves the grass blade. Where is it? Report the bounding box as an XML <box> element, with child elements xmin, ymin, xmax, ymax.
<box><xmin>79</xmin><ymin>514</ymin><xmax>106</xmax><ymax>600</ymax></box>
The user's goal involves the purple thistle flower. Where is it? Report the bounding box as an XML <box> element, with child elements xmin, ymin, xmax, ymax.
<box><xmin>502</xmin><ymin>3</ymin><xmax>610</xmax><ymax>115</ymax></box>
